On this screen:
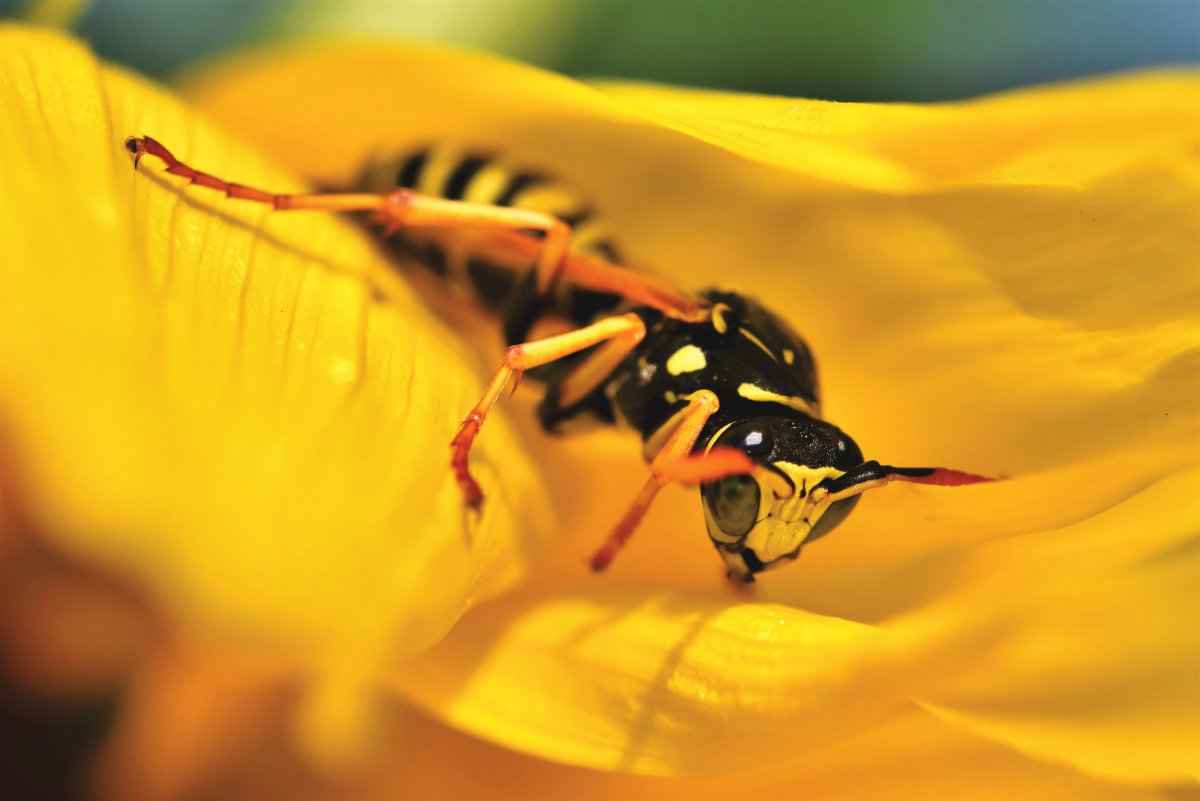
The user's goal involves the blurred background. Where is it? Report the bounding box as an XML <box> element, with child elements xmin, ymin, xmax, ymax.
<box><xmin>0</xmin><ymin>1</ymin><xmax>1197</xmax><ymax>799</ymax></box>
<box><xmin>3</xmin><ymin>0</ymin><xmax>1198</xmax><ymax>99</ymax></box>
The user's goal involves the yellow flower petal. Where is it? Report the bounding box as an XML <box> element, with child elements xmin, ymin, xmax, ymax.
<box><xmin>98</xmin><ymin>659</ymin><xmax>1173</xmax><ymax>801</ymax></box>
<box><xmin>403</xmin><ymin>590</ymin><xmax>899</xmax><ymax>774</ymax></box>
<box><xmin>904</xmin><ymin>466</ymin><xmax>1200</xmax><ymax>783</ymax></box>
<box><xmin>0</xmin><ymin>24</ymin><xmax>552</xmax><ymax>726</ymax></box>
<box><xmin>184</xmin><ymin>39</ymin><xmax>1200</xmax><ymax>783</ymax></box>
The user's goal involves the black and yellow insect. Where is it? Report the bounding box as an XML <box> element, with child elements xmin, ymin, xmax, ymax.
<box><xmin>125</xmin><ymin>135</ymin><xmax>990</xmax><ymax>582</ymax></box>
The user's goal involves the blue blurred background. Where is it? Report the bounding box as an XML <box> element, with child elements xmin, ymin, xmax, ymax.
<box><xmin>3</xmin><ymin>0</ymin><xmax>1198</xmax><ymax>99</ymax></box>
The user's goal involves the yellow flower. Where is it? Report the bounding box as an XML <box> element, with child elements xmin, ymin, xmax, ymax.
<box><xmin>3</xmin><ymin>23</ymin><xmax>1200</xmax><ymax>800</ymax></box>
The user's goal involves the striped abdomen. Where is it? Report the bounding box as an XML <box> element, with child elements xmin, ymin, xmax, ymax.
<box><xmin>354</xmin><ymin>145</ymin><xmax>627</xmax><ymax>335</ymax></box>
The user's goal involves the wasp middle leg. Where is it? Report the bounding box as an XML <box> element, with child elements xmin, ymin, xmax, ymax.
<box><xmin>450</xmin><ymin>313</ymin><xmax>647</xmax><ymax>508</ymax></box>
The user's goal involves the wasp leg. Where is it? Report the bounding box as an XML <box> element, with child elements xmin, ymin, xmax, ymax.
<box><xmin>128</xmin><ymin>135</ymin><xmax>705</xmax><ymax>322</ymax></box>
<box><xmin>126</xmin><ymin>135</ymin><xmax>573</xmax><ymax>286</ymax></box>
<box><xmin>589</xmin><ymin>391</ymin><xmax>759</xmax><ymax>572</ymax></box>
<box><xmin>535</xmin><ymin>312</ymin><xmax>652</xmax><ymax>432</ymax></box>
<box><xmin>811</xmin><ymin>460</ymin><xmax>994</xmax><ymax>504</ymax></box>
<box><xmin>472</xmin><ymin>230</ymin><xmax>707</xmax><ymax>323</ymax></box>
<box><xmin>450</xmin><ymin>313</ymin><xmax>647</xmax><ymax>508</ymax></box>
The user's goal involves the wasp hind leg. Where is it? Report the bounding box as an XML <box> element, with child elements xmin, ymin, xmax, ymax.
<box><xmin>126</xmin><ymin>136</ymin><xmax>707</xmax><ymax>324</ymax></box>
<box><xmin>125</xmin><ymin>135</ymin><xmax>574</xmax><ymax>283</ymax></box>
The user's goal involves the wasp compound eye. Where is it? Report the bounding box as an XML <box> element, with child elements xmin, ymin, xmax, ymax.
<box><xmin>702</xmin><ymin>474</ymin><xmax>760</xmax><ymax>540</ymax></box>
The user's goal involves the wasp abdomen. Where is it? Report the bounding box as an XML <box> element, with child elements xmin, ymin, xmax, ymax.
<box><xmin>355</xmin><ymin>144</ymin><xmax>626</xmax><ymax>330</ymax></box>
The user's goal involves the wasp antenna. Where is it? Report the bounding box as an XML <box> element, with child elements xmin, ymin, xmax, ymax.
<box><xmin>886</xmin><ymin>465</ymin><xmax>998</xmax><ymax>486</ymax></box>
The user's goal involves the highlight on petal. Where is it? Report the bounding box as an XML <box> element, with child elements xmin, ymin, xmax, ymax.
<box><xmin>185</xmin><ymin>40</ymin><xmax>1200</xmax><ymax>785</ymax></box>
<box><xmin>0</xmin><ymin>22</ymin><xmax>553</xmax><ymax>732</ymax></box>
<box><xmin>99</xmin><ymin>666</ymin><xmax>1173</xmax><ymax>801</ymax></box>
<box><xmin>401</xmin><ymin>590</ymin><xmax>897</xmax><ymax>774</ymax></box>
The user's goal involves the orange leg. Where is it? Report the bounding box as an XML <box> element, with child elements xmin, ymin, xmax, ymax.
<box><xmin>127</xmin><ymin>136</ymin><xmax>570</xmax><ymax>291</ymax></box>
<box><xmin>124</xmin><ymin>136</ymin><xmax>700</xmax><ymax>323</ymax></box>
<box><xmin>126</xmin><ymin>135</ymin><xmax>704</xmax><ymax>321</ymax></box>
<box><xmin>450</xmin><ymin>313</ymin><xmax>647</xmax><ymax>508</ymax></box>
<box><xmin>475</xmin><ymin>230</ymin><xmax>707</xmax><ymax>321</ymax></box>
<box><xmin>590</xmin><ymin>391</ymin><xmax>758</xmax><ymax>572</ymax></box>
<box><xmin>555</xmin><ymin>322</ymin><xmax>646</xmax><ymax>409</ymax></box>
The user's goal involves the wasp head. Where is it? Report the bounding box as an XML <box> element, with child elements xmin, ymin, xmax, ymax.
<box><xmin>700</xmin><ymin>414</ymin><xmax>864</xmax><ymax>581</ymax></box>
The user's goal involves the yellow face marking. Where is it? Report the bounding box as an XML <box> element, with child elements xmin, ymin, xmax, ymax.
<box><xmin>771</xmin><ymin>463</ymin><xmax>845</xmax><ymax>510</ymax></box>
<box><xmin>702</xmin><ymin>462</ymin><xmax>845</xmax><ymax>557</ymax></box>
<box><xmin>738</xmin><ymin>326</ymin><xmax>777</xmax><ymax>362</ymax></box>
<box><xmin>710</xmin><ymin>303</ymin><xmax>731</xmax><ymax>334</ymax></box>
<box><xmin>740</xmin><ymin>462</ymin><xmax>846</xmax><ymax>561</ymax></box>
<box><xmin>666</xmin><ymin>344</ymin><xmax>707</xmax><ymax>376</ymax></box>
<box><xmin>664</xmin><ymin>389</ymin><xmax>678</xmax><ymax>405</ymax></box>
<box><xmin>783</xmin><ymin>348</ymin><xmax>795</xmax><ymax>365</ymax></box>
<box><xmin>736</xmin><ymin>383</ymin><xmax>819</xmax><ymax>417</ymax></box>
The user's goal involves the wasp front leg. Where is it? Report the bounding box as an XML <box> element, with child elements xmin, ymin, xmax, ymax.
<box><xmin>450</xmin><ymin>313</ymin><xmax>647</xmax><ymax>508</ymax></box>
<box><xmin>589</xmin><ymin>391</ymin><xmax>771</xmax><ymax>572</ymax></box>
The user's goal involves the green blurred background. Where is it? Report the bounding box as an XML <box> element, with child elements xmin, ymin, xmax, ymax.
<box><xmin>5</xmin><ymin>0</ymin><xmax>1199</xmax><ymax>99</ymax></box>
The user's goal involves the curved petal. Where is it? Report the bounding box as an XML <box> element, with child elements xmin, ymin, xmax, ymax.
<box><xmin>0</xmin><ymin>24</ymin><xmax>552</xmax><ymax>713</ymax></box>
<box><xmin>99</xmin><ymin>657</ymin><xmax>1172</xmax><ymax>801</ymax></box>
<box><xmin>402</xmin><ymin>590</ymin><xmax>898</xmax><ymax>774</ymax></box>
<box><xmin>902</xmin><ymin>466</ymin><xmax>1200</xmax><ymax>784</ymax></box>
<box><xmin>184</xmin><ymin>40</ymin><xmax>1200</xmax><ymax>781</ymax></box>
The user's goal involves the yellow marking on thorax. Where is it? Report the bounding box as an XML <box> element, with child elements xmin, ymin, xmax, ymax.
<box><xmin>773</xmin><ymin>463</ymin><xmax>844</xmax><ymax>499</ymax></box>
<box><xmin>737</xmin><ymin>383</ymin><xmax>819</xmax><ymax>417</ymax></box>
<box><xmin>666</xmin><ymin>344</ymin><xmax>707</xmax><ymax>375</ymax></box>
<box><xmin>711</xmin><ymin>303</ymin><xmax>731</xmax><ymax>334</ymax></box>
<box><xmin>782</xmin><ymin>348</ymin><xmax>795</xmax><ymax>365</ymax></box>
<box><xmin>738</xmin><ymin>326</ymin><xmax>778</xmax><ymax>361</ymax></box>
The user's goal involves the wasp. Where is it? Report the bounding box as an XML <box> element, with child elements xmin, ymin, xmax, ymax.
<box><xmin>125</xmin><ymin>135</ymin><xmax>990</xmax><ymax>582</ymax></box>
